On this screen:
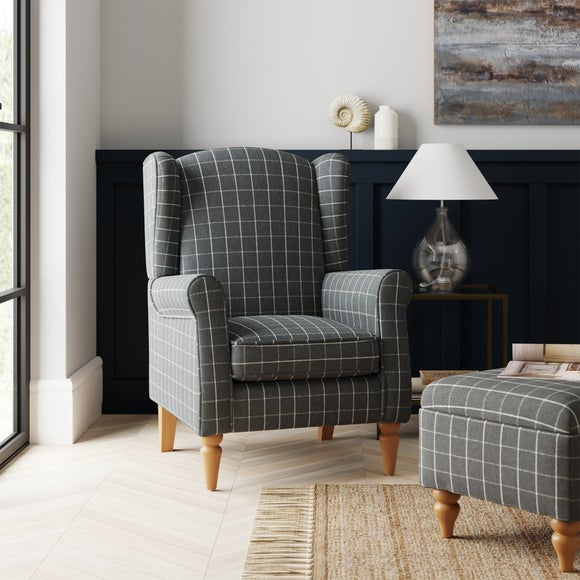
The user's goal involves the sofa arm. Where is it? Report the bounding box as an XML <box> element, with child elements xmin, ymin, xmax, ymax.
<box><xmin>322</xmin><ymin>269</ymin><xmax>413</xmax><ymax>423</ymax></box>
<box><xmin>148</xmin><ymin>274</ymin><xmax>232</xmax><ymax>436</ymax></box>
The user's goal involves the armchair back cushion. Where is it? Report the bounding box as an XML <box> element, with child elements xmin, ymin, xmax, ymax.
<box><xmin>144</xmin><ymin>148</ymin><xmax>350</xmax><ymax>317</ymax></box>
<box><xmin>180</xmin><ymin>148</ymin><xmax>324</xmax><ymax>317</ymax></box>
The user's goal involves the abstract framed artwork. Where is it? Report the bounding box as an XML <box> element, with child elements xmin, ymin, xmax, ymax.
<box><xmin>435</xmin><ymin>1</ymin><xmax>580</xmax><ymax>125</ymax></box>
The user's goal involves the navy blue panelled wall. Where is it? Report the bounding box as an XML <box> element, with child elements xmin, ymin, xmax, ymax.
<box><xmin>97</xmin><ymin>150</ymin><xmax>580</xmax><ymax>413</ymax></box>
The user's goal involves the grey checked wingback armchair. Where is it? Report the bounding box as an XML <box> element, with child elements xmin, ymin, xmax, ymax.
<box><xmin>143</xmin><ymin>147</ymin><xmax>413</xmax><ymax>490</ymax></box>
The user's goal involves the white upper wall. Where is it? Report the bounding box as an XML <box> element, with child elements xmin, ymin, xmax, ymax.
<box><xmin>66</xmin><ymin>0</ymin><xmax>101</xmax><ymax>375</ymax></box>
<box><xmin>31</xmin><ymin>0</ymin><xmax>101</xmax><ymax>379</ymax></box>
<box><xmin>101</xmin><ymin>0</ymin><xmax>580</xmax><ymax>150</ymax></box>
<box><xmin>31</xmin><ymin>0</ymin><xmax>68</xmax><ymax>378</ymax></box>
<box><xmin>100</xmin><ymin>0</ymin><xmax>183</xmax><ymax>149</ymax></box>
<box><xmin>30</xmin><ymin>0</ymin><xmax>103</xmax><ymax>444</ymax></box>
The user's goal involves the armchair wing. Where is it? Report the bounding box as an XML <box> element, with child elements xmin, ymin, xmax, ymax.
<box><xmin>321</xmin><ymin>269</ymin><xmax>413</xmax><ymax>423</ymax></box>
<box><xmin>312</xmin><ymin>153</ymin><xmax>350</xmax><ymax>272</ymax></box>
<box><xmin>143</xmin><ymin>152</ymin><xmax>181</xmax><ymax>279</ymax></box>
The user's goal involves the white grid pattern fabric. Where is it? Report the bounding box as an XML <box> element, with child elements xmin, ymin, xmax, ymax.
<box><xmin>143</xmin><ymin>148</ymin><xmax>413</xmax><ymax>438</ymax></box>
<box><xmin>228</xmin><ymin>315</ymin><xmax>379</xmax><ymax>381</ymax></box>
<box><xmin>231</xmin><ymin>376</ymin><xmax>383</xmax><ymax>432</ymax></box>
<box><xmin>143</xmin><ymin>152</ymin><xmax>181</xmax><ymax>278</ymax></box>
<box><xmin>148</xmin><ymin>275</ymin><xmax>233</xmax><ymax>436</ymax></box>
<box><xmin>312</xmin><ymin>153</ymin><xmax>349</xmax><ymax>272</ymax></box>
<box><xmin>421</xmin><ymin>369</ymin><xmax>580</xmax><ymax>434</ymax></box>
<box><xmin>420</xmin><ymin>408</ymin><xmax>580</xmax><ymax>521</ymax></box>
<box><xmin>322</xmin><ymin>269</ymin><xmax>413</xmax><ymax>423</ymax></box>
<box><xmin>177</xmin><ymin>147</ymin><xmax>325</xmax><ymax>317</ymax></box>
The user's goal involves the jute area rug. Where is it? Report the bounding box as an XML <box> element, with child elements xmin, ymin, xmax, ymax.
<box><xmin>243</xmin><ymin>484</ymin><xmax>577</xmax><ymax>579</ymax></box>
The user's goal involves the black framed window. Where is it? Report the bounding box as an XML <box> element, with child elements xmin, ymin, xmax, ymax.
<box><xmin>0</xmin><ymin>0</ymin><xmax>29</xmax><ymax>467</ymax></box>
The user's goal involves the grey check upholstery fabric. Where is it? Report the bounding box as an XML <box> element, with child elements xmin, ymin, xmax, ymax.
<box><xmin>421</xmin><ymin>369</ymin><xmax>580</xmax><ymax>434</ymax></box>
<box><xmin>228</xmin><ymin>315</ymin><xmax>379</xmax><ymax>381</ymax></box>
<box><xmin>143</xmin><ymin>152</ymin><xmax>181</xmax><ymax>278</ymax></box>
<box><xmin>312</xmin><ymin>154</ymin><xmax>349</xmax><ymax>272</ymax></box>
<box><xmin>143</xmin><ymin>147</ymin><xmax>413</xmax><ymax>437</ymax></box>
<box><xmin>420</xmin><ymin>370</ymin><xmax>580</xmax><ymax>521</ymax></box>
<box><xmin>178</xmin><ymin>147</ymin><xmax>325</xmax><ymax>318</ymax></box>
<box><xmin>232</xmin><ymin>376</ymin><xmax>383</xmax><ymax>432</ymax></box>
<box><xmin>148</xmin><ymin>275</ymin><xmax>233</xmax><ymax>436</ymax></box>
<box><xmin>322</xmin><ymin>269</ymin><xmax>413</xmax><ymax>423</ymax></box>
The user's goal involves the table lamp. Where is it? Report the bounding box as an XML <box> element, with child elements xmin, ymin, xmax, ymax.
<box><xmin>387</xmin><ymin>143</ymin><xmax>497</xmax><ymax>292</ymax></box>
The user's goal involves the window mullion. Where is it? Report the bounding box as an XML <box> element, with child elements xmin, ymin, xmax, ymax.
<box><xmin>0</xmin><ymin>122</ymin><xmax>24</xmax><ymax>132</ymax></box>
<box><xmin>0</xmin><ymin>0</ymin><xmax>29</xmax><ymax>467</ymax></box>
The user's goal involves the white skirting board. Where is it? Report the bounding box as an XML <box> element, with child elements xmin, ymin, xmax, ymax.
<box><xmin>30</xmin><ymin>356</ymin><xmax>103</xmax><ymax>444</ymax></box>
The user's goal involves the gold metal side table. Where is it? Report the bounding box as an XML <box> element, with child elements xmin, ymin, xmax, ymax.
<box><xmin>411</xmin><ymin>284</ymin><xmax>509</xmax><ymax>370</ymax></box>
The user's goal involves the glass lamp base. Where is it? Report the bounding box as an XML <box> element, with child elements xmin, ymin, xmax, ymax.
<box><xmin>413</xmin><ymin>206</ymin><xmax>469</xmax><ymax>292</ymax></box>
<box><xmin>418</xmin><ymin>276</ymin><xmax>454</xmax><ymax>292</ymax></box>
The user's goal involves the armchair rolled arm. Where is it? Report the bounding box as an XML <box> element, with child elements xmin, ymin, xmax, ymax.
<box><xmin>322</xmin><ymin>269</ymin><xmax>412</xmax><ymax>334</ymax></box>
<box><xmin>150</xmin><ymin>273</ymin><xmax>227</xmax><ymax>319</ymax></box>
<box><xmin>322</xmin><ymin>269</ymin><xmax>413</xmax><ymax>423</ymax></box>
<box><xmin>148</xmin><ymin>274</ymin><xmax>232</xmax><ymax>436</ymax></box>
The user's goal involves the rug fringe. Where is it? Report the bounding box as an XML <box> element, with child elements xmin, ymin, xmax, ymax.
<box><xmin>243</xmin><ymin>486</ymin><xmax>316</xmax><ymax>579</ymax></box>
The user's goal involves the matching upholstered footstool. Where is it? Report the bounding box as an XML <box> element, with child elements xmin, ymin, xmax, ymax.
<box><xmin>419</xmin><ymin>369</ymin><xmax>580</xmax><ymax>572</ymax></box>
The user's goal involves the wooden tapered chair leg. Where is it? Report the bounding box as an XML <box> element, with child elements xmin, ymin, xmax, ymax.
<box><xmin>318</xmin><ymin>426</ymin><xmax>335</xmax><ymax>441</ymax></box>
<box><xmin>433</xmin><ymin>489</ymin><xmax>461</xmax><ymax>539</ymax></box>
<box><xmin>200</xmin><ymin>434</ymin><xmax>223</xmax><ymax>491</ymax></box>
<box><xmin>378</xmin><ymin>422</ymin><xmax>401</xmax><ymax>475</ymax></box>
<box><xmin>550</xmin><ymin>518</ymin><xmax>580</xmax><ymax>573</ymax></box>
<box><xmin>158</xmin><ymin>405</ymin><xmax>177</xmax><ymax>452</ymax></box>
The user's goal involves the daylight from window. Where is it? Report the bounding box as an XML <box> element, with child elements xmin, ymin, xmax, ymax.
<box><xmin>0</xmin><ymin>0</ymin><xmax>14</xmax><ymax>442</ymax></box>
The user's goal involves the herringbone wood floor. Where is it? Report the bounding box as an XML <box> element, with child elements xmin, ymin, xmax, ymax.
<box><xmin>0</xmin><ymin>414</ymin><xmax>419</xmax><ymax>579</ymax></box>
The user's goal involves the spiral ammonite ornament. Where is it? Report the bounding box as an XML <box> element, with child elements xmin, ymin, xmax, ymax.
<box><xmin>329</xmin><ymin>94</ymin><xmax>371</xmax><ymax>133</ymax></box>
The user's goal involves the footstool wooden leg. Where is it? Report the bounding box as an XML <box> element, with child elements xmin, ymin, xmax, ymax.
<box><xmin>433</xmin><ymin>489</ymin><xmax>461</xmax><ymax>539</ymax></box>
<box><xmin>550</xmin><ymin>518</ymin><xmax>580</xmax><ymax>573</ymax></box>
<box><xmin>378</xmin><ymin>422</ymin><xmax>401</xmax><ymax>475</ymax></box>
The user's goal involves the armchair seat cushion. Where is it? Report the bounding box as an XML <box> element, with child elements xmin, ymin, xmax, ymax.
<box><xmin>228</xmin><ymin>315</ymin><xmax>379</xmax><ymax>381</ymax></box>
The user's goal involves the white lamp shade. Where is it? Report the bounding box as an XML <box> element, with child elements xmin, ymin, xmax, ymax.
<box><xmin>387</xmin><ymin>143</ymin><xmax>497</xmax><ymax>201</ymax></box>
